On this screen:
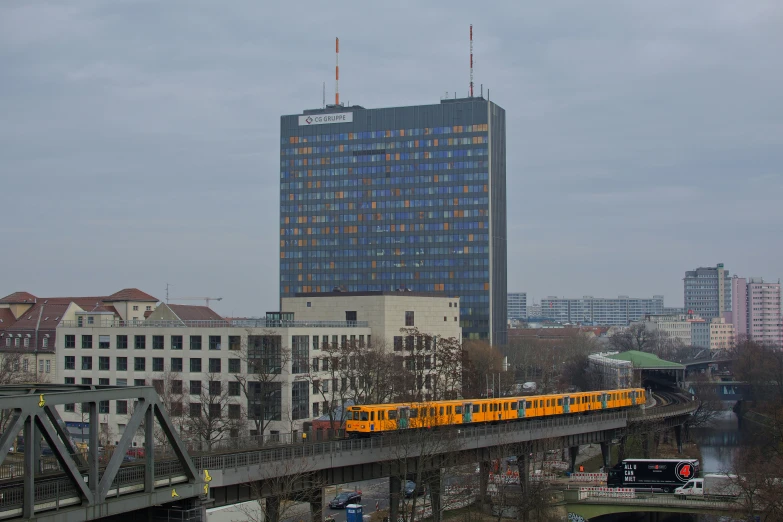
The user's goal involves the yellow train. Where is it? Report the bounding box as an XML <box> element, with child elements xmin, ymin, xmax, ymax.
<box><xmin>344</xmin><ymin>388</ymin><xmax>645</xmax><ymax>436</ymax></box>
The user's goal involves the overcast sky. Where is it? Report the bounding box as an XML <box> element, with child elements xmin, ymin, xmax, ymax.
<box><xmin>2</xmin><ymin>1</ymin><xmax>782</xmax><ymax>316</ymax></box>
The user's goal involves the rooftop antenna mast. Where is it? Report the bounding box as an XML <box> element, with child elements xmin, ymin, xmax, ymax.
<box><xmin>335</xmin><ymin>37</ymin><xmax>340</xmax><ymax>106</ymax></box>
<box><xmin>470</xmin><ymin>24</ymin><xmax>474</xmax><ymax>98</ymax></box>
<box><xmin>322</xmin><ymin>81</ymin><xmax>326</xmax><ymax>109</ymax></box>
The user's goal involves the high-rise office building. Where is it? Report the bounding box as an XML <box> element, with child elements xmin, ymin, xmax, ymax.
<box><xmin>684</xmin><ymin>264</ymin><xmax>731</xmax><ymax>319</ymax></box>
<box><xmin>507</xmin><ymin>292</ymin><xmax>527</xmax><ymax>322</ymax></box>
<box><xmin>539</xmin><ymin>295</ymin><xmax>664</xmax><ymax>326</ymax></box>
<box><xmin>279</xmin><ymin>97</ymin><xmax>507</xmax><ymax>343</ymax></box>
<box><xmin>727</xmin><ymin>276</ymin><xmax>782</xmax><ymax>346</ymax></box>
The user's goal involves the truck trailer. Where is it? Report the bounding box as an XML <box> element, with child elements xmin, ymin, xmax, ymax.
<box><xmin>674</xmin><ymin>474</ymin><xmax>741</xmax><ymax>498</ymax></box>
<box><xmin>608</xmin><ymin>459</ymin><xmax>701</xmax><ymax>493</ymax></box>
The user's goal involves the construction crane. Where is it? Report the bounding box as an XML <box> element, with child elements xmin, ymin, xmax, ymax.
<box><xmin>169</xmin><ymin>297</ymin><xmax>223</xmax><ymax>308</ymax></box>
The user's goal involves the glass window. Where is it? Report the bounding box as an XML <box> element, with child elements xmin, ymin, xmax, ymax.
<box><xmin>65</xmin><ymin>356</ymin><xmax>76</xmax><ymax>370</ymax></box>
<box><xmin>134</xmin><ymin>379</ymin><xmax>146</xmax><ymax>386</ymax></box>
<box><xmin>134</xmin><ymin>357</ymin><xmax>145</xmax><ymax>371</ymax></box>
<box><xmin>116</xmin><ymin>400</ymin><xmax>128</xmax><ymax>414</ymax></box>
<box><xmin>117</xmin><ymin>357</ymin><xmax>127</xmax><ymax>371</ymax></box>
<box><xmin>209</xmin><ymin>358</ymin><xmax>221</xmax><ymax>373</ymax></box>
<box><xmin>190</xmin><ymin>358</ymin><xmax>202</xmax><ymax>372</ymax></box>
<box><xmin>99</xmin><ymin>335</ymin><xmax>110</xmax><ymax>349</ymax></box>
<box><xmin>171</xmin><ymin>380</ymin><xmax>183</xmax><ymax>394</ymax></box>
<box><xmin>228</xmin><ymin>359</ymin><xmax>240</xmax><ymax>373</ymax></box>
<box><xmin>209</xmin><ymin>381</ymin><xmax>221</xmax><ymax>396</ymax></box>
<box><xmin>99</xmin><ymin>356</ymin><xmax>110</xmax><ymax>371</ymax></box>
<box><xmin>209</xmin><ymin>336</ymin><xmax>221</xmax><ymax>350</ymax></box>
<box><xmin>65</xmin><ymin>335</ymin><xmax>76</xmax><ymax>348</ymax></box>
<box><xmin>82</xmin><ymin>335</ymin><xmax>93</xmax><ymax>349</ymax></box>
<box><xmin>229</xmin><ymin>336</ymin><xmax>241</xmax><ymax>350</ymax></box>
<box><xmin>190</xmin><ymin>336</ymin><xmax>202</xmax><ymax>350</ymax></box>
<box><xmin>152</xmin><ymin>335</ymin><xmax>164</xmax><ymax>350</ymax></box>
<box><xmin>292</xmin><ymin>335</ymin><xmax>309</xmax><ymax>374</ymax></box>
<box><xmin>405</xmin><ymin>311</ymin><xmax>415</xmax><ymax>326</ymax></box>
<box><xmin>116</xmin><ymin>335</ymin><xmax>128</xmax><ymax>349</ymax></box>
<box><xmin>171</xmin><ymin>357</ymin><xmax>183</xmax><ymax>372</ymax></box>
<box><xmin>228</xmin><ymin>381</ymin><xmax>240</xmax><ymax>396</ymax></box>
<box><xmin>153</xmin><ymin>357</ymin><xmax>164</xmax><ymax>372</ymax></box>
<box><xmin>171</xmin><ymin>335</ymin><xmax>183</xmax><ymax>350</ymax></box>
<box><xmin>81</xmin><ymin>356</ymin><xmax>92</xmax><ymax>370</ymax></box>
<box><xmin>190</xmin><ymin>381</ymin><xmax>201</xmax><ymax>395</ymax></box>
<box><xmin>134</xmin><ymin>335</ymin><xmax>146</xmax><ymax>350</ymax></box>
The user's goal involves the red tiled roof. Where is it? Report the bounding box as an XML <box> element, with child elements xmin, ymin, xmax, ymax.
<box><xmin>104</xmin><ymin>288</ymin><xmax>158</xmax><ymax>302</ymax></box>
<box><xmin>168</xmin><ymin>304</ymin><xmax>226</xmax><ymax>322</ymax></box>
<box><xmin>6</xmin><ymin>303</ymin><xmax>71</xmax><ymax>331</ymax></box>
<box><xmin>0</xmin><ymin>292</ymin><xmax>37</xmax><ymax>304</ymax></box>
<box><xmin>0</xmin><ymin>308</ymin><xmax>17</xmax><ymax>329</ymax></box>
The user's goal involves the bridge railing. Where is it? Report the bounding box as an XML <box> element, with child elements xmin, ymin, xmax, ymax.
<box><xmin>576</xmin><ymin>491</ymin><xmax>739</xmax><ymax>510</ymax></box>
<box><xmin>194</xmin><ymin>411</ymin><xmax>628</xmax><ymax>472</ymax></box>
<box><xmin>629</xmin><ymin>398</ymin><xmax>699</xmax><ymax>421</ymax></box>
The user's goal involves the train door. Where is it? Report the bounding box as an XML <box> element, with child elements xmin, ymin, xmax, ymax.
<box><xmin>563</xmin><ymin>396</ymin><xmax>570</xmax><ymax>414</ymax></box>
<box><xmin>518</xmin><ymin>399</ymin><xmax>527</xmax><ymax>418</ymax></box>
<box><xmin>398</xmin><ymin>407</ymin><xmax>410</xmax><ymax>429</ymax></box>
<box><xmin>600</xmin><ymin>393</ymin><xmax>608</xmax><ymax>409</ymax></box>
<box><xmin>463</xmin><ymin>403</ymin><xmax>472</xmax><ymax>423</ymax></box>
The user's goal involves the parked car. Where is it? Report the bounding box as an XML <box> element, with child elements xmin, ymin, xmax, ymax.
<box><xmin>328</xmin><ymin>491</ymin><xmax>361</xmax><ymax>509</ymax></box>
<box><xmin>404</xmin><ymin>481</ymin><xmax>425</xmax><ymax>498</ymax></box>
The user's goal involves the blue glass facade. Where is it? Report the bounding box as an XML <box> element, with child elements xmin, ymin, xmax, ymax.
<box><xmin>279</xmin><ymin>98</ymin><xmax>506</xmax><ymax>344</ymax></box>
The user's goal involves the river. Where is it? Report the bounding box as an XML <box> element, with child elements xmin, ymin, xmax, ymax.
<box><xmin>690</xmin><ymin>405</ymin><xmax>741</xmax><ymax>474</ymax></box>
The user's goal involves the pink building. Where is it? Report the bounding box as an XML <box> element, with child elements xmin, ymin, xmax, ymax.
<box><xmin>725</xmin><ymin>276</ymin><xmax>782</xmax><ymax>346</ymax></box>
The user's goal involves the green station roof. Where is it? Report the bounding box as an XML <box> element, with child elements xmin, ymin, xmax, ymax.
<box><xmin>606</xmin><ymin>350</ymin><xmax>684</xmax><ymax>370</ymax></box>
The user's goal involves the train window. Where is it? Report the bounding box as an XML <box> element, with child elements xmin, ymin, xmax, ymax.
<box><xmin>410</xmin><ymin>409</ymin><xmax>418</xmax><ymax>418</ymax></box>
<box><xmin>379</xmin><ymin>411</ymin><xmax>385</xmax><ymax>420</ymax></box>
<box><xmin>352</xmin><ymin>412</ymin><xmax>359</xmax><ymax>420</ymax></box>
<box><xmin>440</xmin><ymin>407</ymin><xmax>444</xmax><ymax>415</ymax></box>
<box><xmin>361</xmin><ymin>412</ymin><xmax>369</xmax><ymax>421</ymax></box>
<box><xmin>371</xmin><ymin>412</ymin><xmax>375</xmax><ymax>421</ymax></box>
<box><xmin>389</xmin><ymin>410</ymin><xmax>397</xmax><ymax>420</ymax></box>
<box><xmin>482</xmin><ymin>404</ymin><xmax>487</xmax><ymax>412</ymax></box>
<box><xmin>504</xmin><ymin>403</ymin><xmax>509</xmax><ymax>410</ymax></box>
<box><xmin>430</xmin><ymin>408</ymin><xmax>436</xmax><ymax>417</ymax></box>
<box><xmin>421</xmin><ymin>408</ymin><xmax>427</xmax><ymax>418</ymax></box>
<box><xmin>570</xmin><ymin>398</ymin><xmax>575</xmax><ymax>405</ymax></box>
<box><xmin>510</xmin><ymin>402</ymin><xmax>517</xmax><ymax>409</ymax></box>
<box><xmin>455</xmin><ymin>406</ymin><xmax>463</xmax><ymax>414</ymax></box>
<box><xmin>473</xmin><ymin>405</ymin><xmax>479</xmax><ymax>413</ymax></box>
<box><xmin>557</xmin><ymin>399</ymin><xmax>562</xmax><ymax>406</ymax></box>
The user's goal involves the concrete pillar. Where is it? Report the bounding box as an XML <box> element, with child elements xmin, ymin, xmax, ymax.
<box><xmin>617</xmin><ymin>436</ymin><xmax>627</xmax><ymax>463</ymax></box>
<box><xmin>674</xmin><ymin>425</ymin><xmax>683</xmax><ymax>454</ymax></box>
<box><xmin>266</xmin><ymin>496</ymin><xmax>281</xmax><ymax>522</ymax></box>
<box><xmin>599</xmin><ymin>441</ymin><xmax>611</xmax><ymax>469</ymax></box>
<box><xmin>568</xmin><ymin>446</ymin><xmax>579</xmax><ymax>473</ymax></box>
<box><xmin>389</xmin><ymin>475</ymin><xmax>401</xmax><ymax>522</ymax></box>
<box><xmin>310</xmin><ymin>488</ymin><xmax>323</xmax><ymax>522</ymax></box>
<box><xmin>479</xmin><ymin>460</ymin><xmax>490</xmax><ymax>504</ymax></box>
<box><xmin>518</xmin><ymin>451</ymin><xmax>531</xmax><ymax>498</ymax></box>
<box><xmin>423</xmin><ymin>469</ymin><xmax>442</xmax><ymax>522</ymax></box>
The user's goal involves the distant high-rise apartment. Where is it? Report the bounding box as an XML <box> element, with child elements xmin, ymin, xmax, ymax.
<box><xmin>727</xmin><ymin>276</ymin><xmax>782</xmax><ymax>346</ymax></box>
<box><xmin>539</xmin><ymin>295</ymin><xmax>664</xmax><ymax>326</ymax></box>
<box><xmin>507</xmin><ymin>292</ymin><xmax>527</xmax><ymax>321</ymax></box>
<box><xmin>684</xmin><ymin>264</ymin><xmax>731</xmax><ymax>319</ymax></box>
<box><xmin>280</xmin><ymin>97</ymin><xmax>507</xmax><ymax>343</ymax></box>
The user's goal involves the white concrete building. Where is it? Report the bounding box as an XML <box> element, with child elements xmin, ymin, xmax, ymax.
<box><xmin>55</xmin><ymin>292</ymin><xmax>461</xmax><ymax>446</ymax></box>
<box><xmin>635</xmin><ymin>314</ymin><xmax>693</xmax><ymax>346</ymax></box>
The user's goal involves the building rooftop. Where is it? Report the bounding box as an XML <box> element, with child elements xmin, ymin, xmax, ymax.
<box><xmin>168</xmin><ymin>304</ymin><xmax>225</xmax><ymax>322</ymax></box>
<box><xmin>104</xmin><ymin>288</ymin><xmax>158</xmax><ymax>302</ymax></box>
<box><xmin>292</xmin><ymin>290</ymin><xmax>457</xmax><ymax>299</ymax></box>
<box><xmin>605</xmin><ymin>350</ymin><xmax>684</xmax><ymax>370</ymax></box>
<box><xmin>0</xmin><ymin>292</ymin><xmax>38</xmax><ymax>304</ymax></box>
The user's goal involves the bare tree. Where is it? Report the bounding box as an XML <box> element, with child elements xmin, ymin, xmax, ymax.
<box><xmin>608</xmin><ymin>324</ymin><xmax>665</xmax><ymax>353</ymax></box>
<box><xmin>238</xmin><ymin>458</ymin><xmax>325</xmax><ymax>522</ymax></box>
<box><xmin>0</xmin><ymin>352</ymin><xmax>48</xmax><ymax>432</ymax></box>
<box><xmin>399</xmin><ymin>328</ymin><xmax>463</xmax><ymax>401</ymax></box>
<box><xmin>183</xmin><ymin>373</ymin><xmax>246</xmax><ymax>451</ymax></box>
<box><xmin>462</xmin><ymin>339</ymin><xmax>508</xmax><ymax>398</ymax></box>
<box><xmin>234</xmin><ymin>330</ymin><xmax>289</xmax><ymax>440</ymax></box>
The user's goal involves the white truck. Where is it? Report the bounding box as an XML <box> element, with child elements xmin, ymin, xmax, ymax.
<box><xmin>674</xmin><ymin>474</ymin><xmax>741</xmax><ymax>498</ymax></box>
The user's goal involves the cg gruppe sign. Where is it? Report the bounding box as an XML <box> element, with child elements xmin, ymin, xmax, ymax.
<box><xmin>298</xmin><ymin>112</ymin><xmax>353</xmax><ymax>126</ymax></box>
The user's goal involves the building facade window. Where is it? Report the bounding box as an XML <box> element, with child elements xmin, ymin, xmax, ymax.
<box><xmin>209</xmin><ymin>358</ymin><xmax>221</xmax><ymax>373</ymax></box>
<box><xmin>64</xmin><ymin>356</ymin><xmax>75</xmax><ymax>370</ymax></box>
<box><xmin>81</xmin><ymin>357</ymin><xmax>92</xmax><ymax>370</ymax></box>
<box><xmin>209</xmin><ymin>336</ymin><xmax>221</xmax><ymax>350</ymax></box>
<box><xmin>116</xmin><ymin>335</ymin><xmax>128</xmax><ymax>349</ymax></box>
<box><xmin>134</xmin><ymin>357</ymin><xmax>146</xmax><ymax>371</ymax></box>
<box><xmin>171</xmin><ymin>358</ymin><xmax>183</xmax><ymax>372</ymax></box>
<box><xmin>153</xmin><ymin>357</ymin><xmax>164</xmax><ymax>372</ymax></box>
<box><xmin>228</xmin><ymin>381</ymin><xmax>241</xmax><ymax>396</ymax></box>
<box><xmin>190</xmin><ymin>358</ymin><xmax>202</xmax><ymax>372</ymax></box>
<box><xmin>117</xmin><ymin>357</ymin><xmax>127</xmax><ymax>371</ymax></box>
<box><xmin>247</xmin><ymin>382</ymin><xmax>281</xmax><ymax>421</ymax></box>
<box><xmin>405</xmin><ymin>311</ymin><xmax>415</xmax><ymax>326</ymax></box>
<box><xmin>134</xmin><ymin>335</ymin><xmax>146</xmax><ymax>350</ymax></box>
<box><xmin>190</xmin><ymin>336</ymin><xmax>202</xmax><ymax>350</ymax></box>
<box><xmin>99</xmin><ymin>335</ymin><xmax>110</xmax><ymax>349</ymax></box>
<box><xmin>291</xmin><ymin>335</ymin><xmax>309</xmax><ymax>374</ymax></box>
<box><xmin>228</xmin><ymin>359</ymin><xmax>240</xmax><ymax>373</ymax></box>
<box><xmin>190</xmin><ymin>381</ymin><xmax>201</xmax><ymax>396</ymax></box>
<box><xmin>247</xmin><ymin>335</ymin><xmax>282</xmax><ymax>374</ymax></box>
<box><xmin>82</xmin><ymin>335</ymin><xmax>93</xmax><ymax>349</ymax></box>
<box><xmin>99</xmin><ymin>357</ymin><xmax>110</xmax><ymax>371</ymax></box>
<box><xmin>291</xmin><ymin>381</ymin><xmax>309</xmax><ymax>421</ymax></box>
<box><xmin>152</xmin><ymin>335</ymin><xmax>164</xmax><ymax>350</ymax></box>
<box><xmin>171</xmin><ymin>335</ymin><xmax>183</xmax><ymax>350</ymax></box>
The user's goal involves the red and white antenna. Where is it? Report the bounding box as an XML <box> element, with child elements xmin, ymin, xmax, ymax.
<box><xmin>469</xmin><ymin>25</ymin><xmax>474</xmax><ymax>98</ymax></box>
<box><xmin>335</xmin><ymin>37</ymin><xmax>340</xmax><ymax>106</ymax></box>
